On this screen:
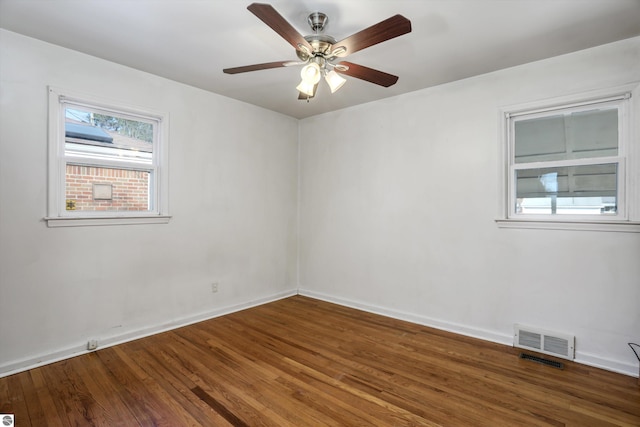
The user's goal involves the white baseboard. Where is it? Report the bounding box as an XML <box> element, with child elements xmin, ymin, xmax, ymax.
<box><xmin>4</xmin><ymin>288</ymin><xmax>637</xmax><ymax>379</ymax></box>
<box><xmin>298</xmin><ymin>289</ymin><xmax>640</xmax><ymax>378</ymax></box>
<box><xmin>0</xmin><ymin>289</ymin><xmax>297</xmax><ymax>378</ymax></box>
<box><xmin>298</xmin><ymin>289</ymin><xmax>512</xmax><ymax>346</ymax></box>
<box><xmin>575</xmin><ymin>351</ymin><xmax>639</xmax><ymax>378</ymax></box>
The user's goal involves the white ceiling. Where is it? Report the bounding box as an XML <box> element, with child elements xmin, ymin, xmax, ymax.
<box><xmin>1</xmin><ymin>0</ymin><xmax>640</xmax><ymax>119</ymax></box>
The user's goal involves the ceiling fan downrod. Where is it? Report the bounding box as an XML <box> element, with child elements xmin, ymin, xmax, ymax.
<box><xmin>307</xmin><ymin>12</ymin><xmax>328</xmax><ymax>33</ymax></box>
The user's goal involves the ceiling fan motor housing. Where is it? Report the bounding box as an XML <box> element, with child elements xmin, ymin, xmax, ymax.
<box><xmin>297</xmin><ymin>34</ymin><xmax>336</xmax><ymax>60</ymax></box>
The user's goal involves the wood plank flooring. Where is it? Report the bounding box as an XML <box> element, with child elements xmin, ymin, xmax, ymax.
<box><xmin>1</xmin><ymin>295</ymin><xmax>639</xmax><ymax>426</ymax></box>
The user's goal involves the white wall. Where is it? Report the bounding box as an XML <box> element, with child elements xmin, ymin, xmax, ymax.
<box><xmin>0</xmin><ymin>30</ymin><xmax>299</xmax><ymax>375</ymax></box>
<box><xmin>2</xmin><ymin>28</ymin><xmax>639</xmax><ymax>378</ymax></box>
<box><xmin>299</xmin><ymin>36</ymin><xmax>640</xmax><ymax>376</ymax></box>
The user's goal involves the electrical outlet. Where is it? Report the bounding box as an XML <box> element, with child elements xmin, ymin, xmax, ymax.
<box><xmin>211</xmin><ymin>282</ymin><xmax>219</xmax><ymax>293</ymax></box>
<box><xmin>87</xmin><ymin>339</ymin><xmax>99</xmax><ymax>351</ymax></box>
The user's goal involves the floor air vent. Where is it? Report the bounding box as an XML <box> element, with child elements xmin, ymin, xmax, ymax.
<box><xmin>514</xmin><ymin>324</ymin><xmax>575</xmax><ymax>360</ymax></box>
<box><xmin>520</xmin><ymin>353</ymin><xmax>564</xmax><ymax>369</ymax></box>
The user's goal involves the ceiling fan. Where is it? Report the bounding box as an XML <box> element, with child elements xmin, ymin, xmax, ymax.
<box><xmin>223</xmin><ymin>3</ymin><xmax>412</xmax><ymax>100</ymax></box>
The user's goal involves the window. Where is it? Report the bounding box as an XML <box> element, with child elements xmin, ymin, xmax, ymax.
<box><xmin>498</xmin><ymin>85</ymin><xmax>640</xmax><ymax>232</ymax></box>
<box><xmin>47</xmin><ymin>87</ymin><xmax>170</xmax><ymax>226</ymax></box>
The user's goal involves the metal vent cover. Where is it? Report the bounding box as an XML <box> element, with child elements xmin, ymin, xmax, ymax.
<box><xmin>520</xmin><ymin>353</ymin><xmax>564</xmax><ymax>369</ymax></box>
<box><xmin>514</xmin><ymin>324</ymin><xmax>575</xmax><ymax>360</ymax></box>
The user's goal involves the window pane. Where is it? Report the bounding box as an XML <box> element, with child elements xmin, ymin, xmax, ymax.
<box><xmin>65</xmin><ymin>164</ymin><xmax>151</xmax><ymax>212</ymax></box>
<box><xmin>515</xmin><ymin>164</ymin><xmax>617</xmax><ymax>215</ymax></box>
<box><xmin>65</xmin><ymin>107</ymin><xmax>153</xmax><ymax>164</ymax></box>
<box><xmin>514</xmin><ymin>107</ymin><xmax>618</xmax><ymax>163</ymax></box>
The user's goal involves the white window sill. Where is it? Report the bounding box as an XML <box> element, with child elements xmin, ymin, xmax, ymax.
<box><xmin>45</xmin><ymin>215</ymin><xmax>172</xmax><ymax>228</ymax></box>
<box><xmin>495</xmin><ymin>219</ymin><xmax>640</xmax><ymax>233</ymax></box>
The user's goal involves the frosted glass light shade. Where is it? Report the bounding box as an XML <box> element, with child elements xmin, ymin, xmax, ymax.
<box><xmin>300</xmin><ymin>62</ymin><xmax>322</xmax><ymax>84</ymax></box>
<box><xmin>325</xmin><ymin>70</ymin><xmax>346</xmax><ymax>93</ymax></box>
<box><xmin>296</xmin><ymin>80</ymin><xmax>316</xmax><ymax>97</ymax></box>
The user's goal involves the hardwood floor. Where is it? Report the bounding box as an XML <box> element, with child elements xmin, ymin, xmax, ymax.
<box><xmin>1</xmin><ymin>295</ymin><xmax>639</xmax><ymax>426</ymax></box>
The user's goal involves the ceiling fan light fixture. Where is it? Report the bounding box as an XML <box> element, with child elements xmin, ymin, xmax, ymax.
<box><xmin>296</xmin><ymin>79</ymin><xmax>316</xmax><ymax>97</ymax></box>
<box><xmin>224</xmin><ymin>4</ymin><xmax>411</xmax><ymax>102</ymax></box>
<box><xmin>300</xmin><ymin>62</ymin><xmax>322</xmax><ymax>84</ymax></box>
<box><xmin>325</xmin><ymin>70</ymin><xmax>346</xmax><ymax>93</ymax></box>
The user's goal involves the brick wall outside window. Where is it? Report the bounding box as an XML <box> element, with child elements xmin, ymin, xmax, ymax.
<box><xmin>65</xmin><ymin>165</ymin><xmax>149</xmax><ymax>211</ymax></box>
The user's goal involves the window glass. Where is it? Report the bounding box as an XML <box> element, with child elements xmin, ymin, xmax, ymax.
<box><xmin>515</xmin><ymin>164</ymin><xmax>617</xmax><ymax>215</ymax></box>
<box><xmin>65</xmin><ymin>107</ymin><xmax>153</xmax><ymax>164</ymax></box>
<box><xmin>514</xmin><ymin>107</ymin><xmax>618</xmax><ymax>163</ymax></box>
<box><xmin>62</xmin><ymin>105</ymin><xmax>156</xmax><ymax>215</ymax></box>
<box><xmin>65</xmin><ymin>164</ymin><xmax>152</xmax><ymax>212</ymax></box>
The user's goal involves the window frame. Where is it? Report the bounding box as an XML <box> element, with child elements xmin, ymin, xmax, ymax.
<box><xmin>46</xmin><ymin>86</ymin><xmax>170</xmax><ymax>227</ymax></box>
<box><xmin>497</xmin><ymin>84</ymin><xmax>640</xmax><ymax>232</ymax></box>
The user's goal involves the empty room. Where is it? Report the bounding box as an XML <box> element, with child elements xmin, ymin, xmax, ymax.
<box><xmin>1</xmin><ymin>1</ymin><xmax>639</xmax><ymax>425</ymax></box>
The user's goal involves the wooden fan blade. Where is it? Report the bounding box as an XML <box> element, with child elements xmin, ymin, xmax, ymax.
<box><xmin>336</xmin><ymin>61</ymin><xmax>399</xmax><ymax>87</ymax></box>
<box><xmin>223</xmin><ymin>61</ymin><xmax>291</xmax><ymax>74</ymax></box>
<box><xmin>334</xmin><ymin>15</ymin><xmax>411</xmax><ymax>56</ymax></box>
<box><xmin>247</xmin><ymin>3</ymin><xmax>313</xmax><ymax>52</ymax></box>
